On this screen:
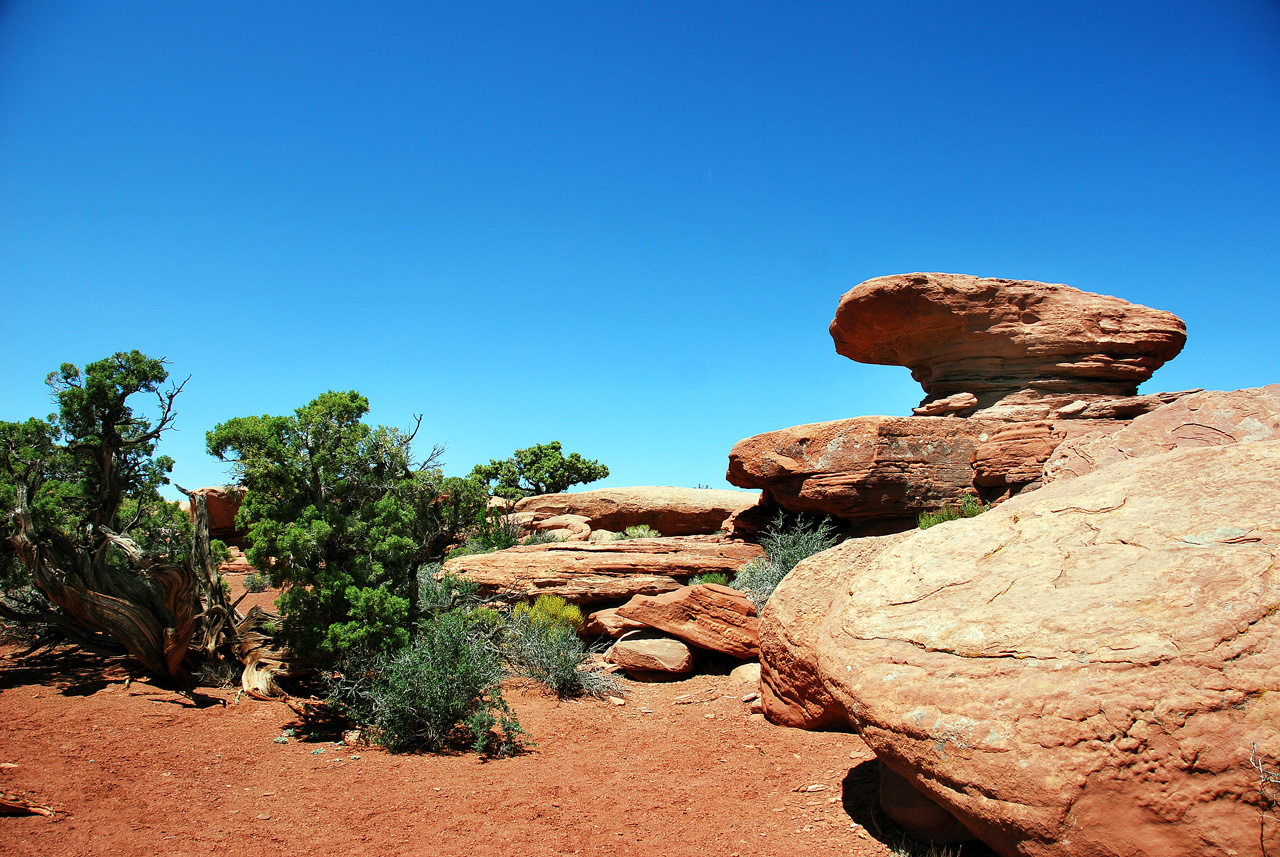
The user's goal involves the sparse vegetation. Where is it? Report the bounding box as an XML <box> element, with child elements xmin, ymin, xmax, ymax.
<box><xmin>243</xmin><ymin>572</ymin><xmax>269</xmax><ymax>593</ymax></box>
<box><xmin>730</xmin><ymin>511</ymin><xmax>840</xmax><ymax>609</ymax></box>
<box><xmin>521</xmin><ymin>530</ymin><xmax>564</xmax><ymax>546</ymax></box>
<box><xmin>918</xmin><ymin>494</ymin><xmax>988</xmax><ymax>530</ymax></box>
<box><xmin>689</xmin><ymin>572</ymin><xmax>729</xmax><ymax>586</ymax></box>
<box><xmin>512</xmin><ymin>594</ymin><xmax>583</xmax><ymax>632</ymax></box>
<box><xmin>615</xmin><ymin>524</ymin><xmax>662</xmax><ymax>540</ymax></box>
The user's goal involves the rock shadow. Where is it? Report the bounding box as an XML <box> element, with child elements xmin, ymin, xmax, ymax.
<box><xmin>840</xmin><ymin>760</ymin><xmax>998</xmax><ymax>856</ymax></box>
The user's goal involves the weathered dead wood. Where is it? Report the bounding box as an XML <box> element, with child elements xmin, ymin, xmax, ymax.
<box><xmin>0</xmin><ymin>791</ymin><xmax>55</xmax><ymax>817</ymax></box>
<box><xmin>9</xmin><ymin>483</ymin><xmax>239</xmax><ymax>686</ymax></box>
<box><xmin>234</xmin><ymin>606</ymin><xmax>311</xmax><ymax>699</ymax></box>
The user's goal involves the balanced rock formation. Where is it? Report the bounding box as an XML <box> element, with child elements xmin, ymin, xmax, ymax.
<box><xmin>616</xmin><ymin>583</ymin><xmax>759</xmax><ymax>659</ymax></box>
<box><xmin>514</xmin><ymin>486</ymin><xmax>758</xmax><ymax>537</ymax></box>
<box><xmin>727</xmin><ymin>416</ymin><xmax>996</xmax><ymax>526</ymax></box>
<box><xmin>1044</xmin><ymin>384</ymin><xmax>1280</xmax><ymax>483</ymax></box>
<box><xmin>781</xmin><ymin>440</ymin><xmax>1280</xmax><ymax>856</ymax></box>
<box><xmin>607</xmin><ymin>630</ymin><xmax>695</xmax><ymax>678</ymax></box>
<box><xmin>829</xmin><ymin>272</ymin><xmax>1187</xmax><ymax>417</ymax></box>
<box><xmin>440</xmin><ymin>536</ymin><xmax>763</xmax><ymax>605</ymax></box>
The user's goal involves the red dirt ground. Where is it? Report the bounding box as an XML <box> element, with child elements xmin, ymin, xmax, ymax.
<box><xmin>0</xmin><ymin>578</ymin><xmax>995</xmax><ymax>857</ymax></box>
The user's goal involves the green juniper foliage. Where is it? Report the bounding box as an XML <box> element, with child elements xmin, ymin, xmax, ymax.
<box><xmin>471</xmin><ymin>441</ymin><xmax>608</xmax><ymax>500</ymax></box>
<box><xmin>207</xmin><ymin>391</ymin><xmax>485</xmax><ymax>662</ymax></box>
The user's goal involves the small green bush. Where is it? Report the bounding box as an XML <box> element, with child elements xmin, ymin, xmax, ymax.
<box><xmin>243</xmin><ymin>572</ymin><xmax>269</xmax><ymax>593</ymax></box>
<box><xmin>615</xmin><ymin>524</ymin><xmax>662</xmax><ymax>540</ymax></box>
<box><xmin>730</xmin><ymin>512</ymin><xmax>840</xmax><ymax>610</ymax></box>
<box><xmin>467</xmin><ymin>507</ymin><xmax>522</xmax><ymax>552</ymax></box>
<box><xmin>513</xmin><ymin>594</ymin><xmax>583</xmax><ymax>631</ymax></box>
<box><xmin>689</xmin><ymin>572</ymin><xmax>729</xmax><ymax>586</ymax></box>
<box><xmin>918</xmin><ymin>493</ymin><xmax>988</xmax><ymax>530</ymax></box>
<box><xmin>326</xmin><ymin>613</ymin><xmax>527</xmax><ymax>755</ymax></box>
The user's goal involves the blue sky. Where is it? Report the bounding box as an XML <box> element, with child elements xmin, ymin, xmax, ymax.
<box><xmin>2</xmin><ymin>1</ymin><xmax>1278</xmax><ymax>497</ymax></box>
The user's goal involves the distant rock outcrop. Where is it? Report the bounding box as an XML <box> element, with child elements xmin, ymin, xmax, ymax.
<box><xmin>829</xmin><ymin>272</ymin><xmax>1187</xmax><ymax>418</ymax></box>
<box><xmin>514</xmin><ymin>486</ymin><xmax>757</xmax><ymax>537</ymax></box>
<box><xmin>439</xmin><ymin>536</ymin><xmax>763</xmax><ymax>605</ymax></box>
<box><xmin>769</xmin><ymin>440</ymin><xmax>1280</xmax><ymax>855</ymax></box>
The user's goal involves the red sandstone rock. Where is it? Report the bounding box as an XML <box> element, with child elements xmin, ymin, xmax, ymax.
<box><xmin>1044</xmin><ymin>384</ymin><xmax>1280</xmax><ymax>483</ymax></box>
<box><xmin>581</xmin><ymin>607</ymin><xmax>649</xmax><ymax>638</ymax></box>
<box><xmin>514</xmin><ymin>486</ymin><xmax>758</xmax><ymax>537</ymax></box>
<box><xmin>796</xmin><ymin>441</ymin><xmax>1280</xmax><ymax>856</ymax></box>
<box><xmin>439</xmin><ymin>536</ymin><xmax>764</xmax><ymax>605</ymax></box>
<box><xmin>616</xmin><ymin>584</ymin><xmax>759</xmax><ymax>659</ymax></box>
<box><xmin>758</xmin><ymin>532</ymin><xmax>909</xmax><ymax>730</ymax></box>
<box><xmin>970</xmin><ymin>419</ymin><xmax>1127</xmax><ymax>491</ymax></box>
<box><xmin>726</xmin><ymin>416</ymin><xmax>994</xmax><ymax>524</ymax></box>
<box><xmin>829</xmin><ymin>273</ymin><xmax>1186</xmax><ymax>408</ymax></box>
<box><xmin>186</xmin><ymin>486</ymin><xmax>246</xmax><ymax>547</ymax></box>
<box><xmin>607</xmin><ymin>631</ymin><xmax>695</xmax><ymax>677</ymax></box>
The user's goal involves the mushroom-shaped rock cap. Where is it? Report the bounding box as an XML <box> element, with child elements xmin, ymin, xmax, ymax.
<box><xmin>830</xmin><ymin>273</ymin><xmax>1186</xmax><ymax>399</ymax></box>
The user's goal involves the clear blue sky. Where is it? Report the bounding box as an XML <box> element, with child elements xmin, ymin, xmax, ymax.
<box><xmin>2</xmin><ymin>1</ymin><xmax>1278</xmax><ymax>498</ymax></box>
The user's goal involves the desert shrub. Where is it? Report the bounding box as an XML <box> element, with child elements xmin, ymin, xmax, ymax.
<box><xmin>417</xmin><ymin>565</ymin><xmax>482</xmax><ymax>617</ymax></box>
<box><xmin>918</xmin><ymin>493</ymin><xmax>987</xmax><ymax>530</ymax></box>
<box><xmin>521</xmin><ymin>530</ymin><xmax>564</xmax><ymax>546</ymax></box>
<box><xmin>730</xmin><ymin>512</ymin><xmax>840</xmax><ymax>610</ymax></box>
<box><xmin>243</xmin><ymin>572</ymin><xmax>269</xmax><ymax>593</ymax></box>
<box><xmin>513</xmin><ymin>594</ymin><xmax>583</xmax><ymax>631</ymax></box>
<box><xmin>615</xmin><ymin>524</ymin><xmax>662</xmax><ymax>540</ymax></box>
<box><xmin>505</xmin><ymin>609</ymin><xmax>619</xmax><ymax>699</ymax></box>
<box><xmin>689</xmin><ymin>572</ymin><xmax>729</xmax><ymax>586</ymax></box>
<box><xmin>326</xmin><ymin>612</ymin><xmax>527</xmax><ymax>755</ymax></box>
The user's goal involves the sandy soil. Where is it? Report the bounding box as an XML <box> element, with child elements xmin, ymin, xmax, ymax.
<box><xmin>0</xmin><ymin>577</ymin><xmax>994</xmax><ymax>857</ymax></box>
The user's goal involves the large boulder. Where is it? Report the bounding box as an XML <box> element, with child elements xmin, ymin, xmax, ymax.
<box><xmin>514</xmin><ymin>486</ymin><xmax>758</xmax><ymax>537</ymax></box>
<box><xmin>757</xmin><ymin>532</ymin><xmax>910</xmax><ymax>730</ymax></box>
<box><xmin>440</xmin><ymin>536</ymin><xmax>764</xmax><ymax>605</ymax></box>
<box><xmin>1044</xmin><ymin>384</ymin><xmax>1280</xmax><ymax>483</ymax></box>
<box><xmin>726</xmin><ymin>416</ymin><xmax>995</xmax><ymax>524</ymax></box>
<box><xmin>615</xmin><ymin>583</ymin><xmax>759</xmax><ymax>659</ymax></box>
<box><xmin>794</xmin><ymin>440</ymin><xmax>1280</xmax><ymax>856</ymax></box>
<box><xmin>829</xmin><ymin>273</ymin><xmax>1187</xmax><ymax>416</ymax></box>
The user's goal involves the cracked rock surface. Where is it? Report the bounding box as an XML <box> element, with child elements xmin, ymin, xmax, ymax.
<box><xmin>773</xmin><ymin>440</ymin><xmax>1280</xmax><ymax>856</ymax></box>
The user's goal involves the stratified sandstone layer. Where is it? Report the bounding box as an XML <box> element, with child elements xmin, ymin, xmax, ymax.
<box><xmin>829</xmin><ymin>272</ymin><xmax>1186</xmax><ymax>412</ymax></box>
<box><xmin>726</xmin><ymin>416</ymin><xmax>995</xmax><ymax>523</ymax></box>
<box><xmin>1044</xmin><ymin>384</ymin><xmax>1280</xmax><ymax>483</ymax></box>
<box><xmin>515</xmin><ymin>486</ymin><xmax>758</xmax><ymax>537</ymax></box>
<box><xmin>440</xmin><ymin>536</ymin><xmax>763</xmax><ymax>605</ymax></box>
<box><xmin>616</xmin><ymin>584</ymin><xmax>759</xmax><ymax>659</ymax></box>
<box><xmin>801</xmin><ymin>441</ymin><xmax>1280</xmax><ymax>856</ymax></box>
